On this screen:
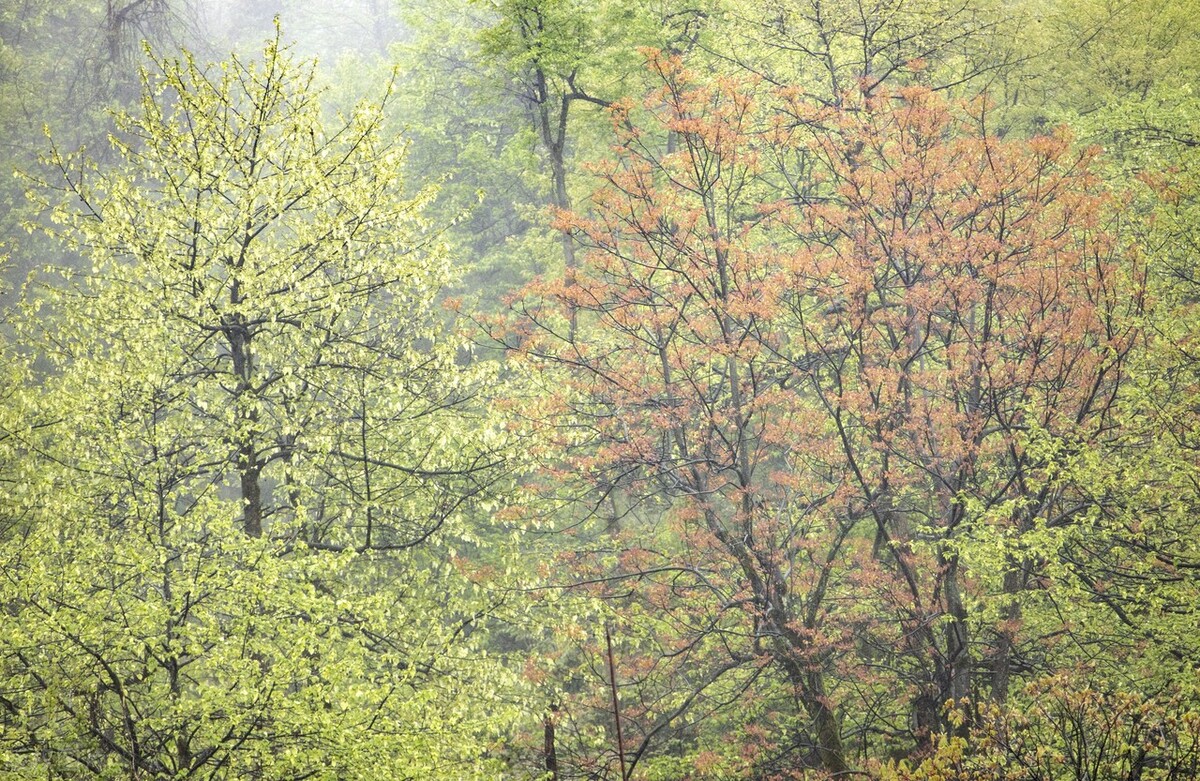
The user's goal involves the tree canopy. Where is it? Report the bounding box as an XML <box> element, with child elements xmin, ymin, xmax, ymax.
<box><xmin>2</xmin><ymin>2</ymin><xmax>1200</xmax><ymax>780</ymax></box>
<box><xmin>1</xmin><ymin>29</ymin><xmax>519</xmax><ymax>780</ymax></box>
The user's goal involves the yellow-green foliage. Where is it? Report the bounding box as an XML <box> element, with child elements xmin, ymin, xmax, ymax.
<box><xmin>0</xmin><ymin>29</ymin><xmax>521</xmax><ymax>780</ymax></box>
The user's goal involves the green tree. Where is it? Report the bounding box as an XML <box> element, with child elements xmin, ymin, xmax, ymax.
<box><xmin>980</xmin><ymin>0</ymin><xmax>1200</xmax><ymax>706</ymax></box>
<box><xmin>0</xmin><ymin>31</ymin><xmax>520</xmax><ymax>779</ymax></box>
<box><xmin>394</xmin><ymin>0</ymin><xmax>710</xmax><ymax>307</ymax></box>
<box><xmin>708</xmin><ymin>0</ymin><xmax>1019</xmax><ymax>103</ymax></box>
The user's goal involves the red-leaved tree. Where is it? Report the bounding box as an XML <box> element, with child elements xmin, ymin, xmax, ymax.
<box><xmin>505</xmin><ymin>52</ymin><xmax>1142</xmax><ymax>776</ymax></box>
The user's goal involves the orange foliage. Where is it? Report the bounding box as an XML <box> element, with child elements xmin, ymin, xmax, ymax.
<box><xmin>503</xmin><ymin>53</ymin><xmax>1144</xmax><ymax>776</ymax></box>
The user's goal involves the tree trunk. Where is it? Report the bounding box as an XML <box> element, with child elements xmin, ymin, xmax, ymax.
<box><xmin>990</xmin><ymin>562</ymin><xmax>1023</xmax><ymax>705</ymax></box>
<box><xmin>942</xmin><ymin>553</ymin><xmax>971</xmax><ymax>730</ymax></box>
<box><xmin>543</xmin><ymin>706</ymin><xmax>559</xmax><ymax>780</ymax></box>
<box><xmin>227</xmin><ymin>310</ymin><xmax>262</xmax><ymax>538</ymax></box>
<box><xmin>780</xmin><ymin>657</ymin><xmax>848</xmax><ymax>776</ymax></box>
<box><xmin>239</xmin><ymin>447</ymin><xmax>263</xmax><ymax>538</ymax></box>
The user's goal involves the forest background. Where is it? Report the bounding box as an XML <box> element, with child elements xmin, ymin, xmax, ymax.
<box><xmin>2</xmin><ymin>1</ymin><xmax>1200</xmax><ymax>779</ymax></box>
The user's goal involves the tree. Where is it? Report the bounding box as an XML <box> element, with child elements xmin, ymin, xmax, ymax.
<box><xmin>505</xmin><ymin>52</ymin><xmax>1142</xmax><ymax>774</ymax></box>
<box><xmin>0</xmin><ymin>31</ymin><xmax>519</xmax><ymax>779</ymax></box>
<box><xmin>774</xmin><ymin>81</ymin><xmax>1142</xmax><ymax>729</ymax></box>
<box><xmin>707</xmin><ymin>0</ymin><xmax>1019</xmax><ymax>104</ymax></box>
<box><xmin>473</xmin><ymin>0</ymin><xmax>665</xmax><ymax>270</ymax></box>
<box><xmin>987</xmin><ymin>0</ymin><xmax>1200</xmax><ymax>708</ymax></box>
<box><xmin>881</xmin><ymin>674</ymin><xmax>1200</xmax><ymax>781</ymax></box>
<box><xmin>0</xmin><ymin>0</ymin><xmax>191</xmax><ymax>295</ymax></box>
<box><xmin>394</xmin><ymin>0</ymin><xmax>712</xmax><ymax>310</ymax></box>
